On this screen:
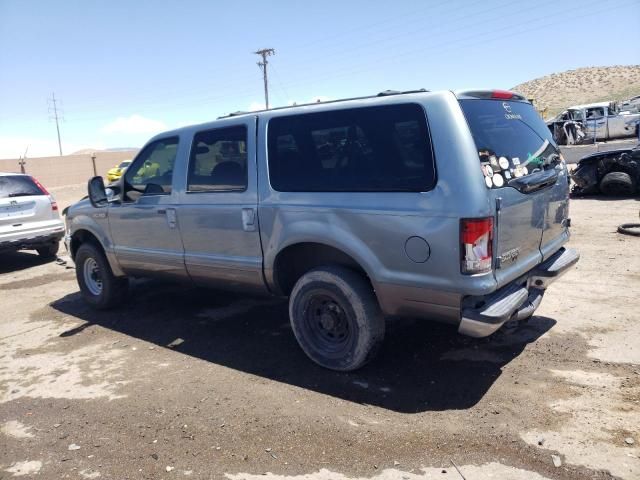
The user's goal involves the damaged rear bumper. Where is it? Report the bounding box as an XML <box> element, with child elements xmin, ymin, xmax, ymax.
<box><xmin>458</xmin><ymin>247</ymin><xmax>579</xmax><ymax>338</ymax></box>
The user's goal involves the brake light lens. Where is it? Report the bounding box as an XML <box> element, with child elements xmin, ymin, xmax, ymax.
<box><xmin>461</xmin><ymin>217</ymin><xmax>494</xmax><ymax>274</ymax></box>
<box><xmin>30</xmin><ymin>176</ymin><xmax>58</xmax><ymax>211</ymax></box>
<box><xmin>30</xmin><ymin>176</ymin><xmax>50</xmax><ymax>195</ymax></box>
<box><xmin>491</xmin><ymin>90</ymin><xmax>515</xmax><ymax>99</ymax></box>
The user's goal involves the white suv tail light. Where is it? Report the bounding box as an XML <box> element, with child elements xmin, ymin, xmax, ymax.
<box><xmin>30</xmin><ymin>175</ymin><xmax>58</xmax><ymax>211</ymax></box>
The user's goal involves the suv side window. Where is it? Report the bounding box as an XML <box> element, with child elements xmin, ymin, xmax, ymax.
<box><xmin>123</xmin><ymin>137</ymin><xmax>179</xmax><ymax>199</ymax></box>
<box><xmin>267</xmin><ymin>103</ymin><xmax>435</xmax><ymax>192</ymax></box>
<box><xmin>187</xmin><ymin>126</ymin><xmax>247</xmax><ymax>192</ymax></box>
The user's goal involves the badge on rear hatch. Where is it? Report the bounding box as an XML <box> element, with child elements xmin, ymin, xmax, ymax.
<box><xmin>498</xmin><ymin>247</ymin><xmax>520</xmax><ymax>267</ymax></box>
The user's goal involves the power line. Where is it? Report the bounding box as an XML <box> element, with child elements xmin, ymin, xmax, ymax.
<box><xmin>3</xmin><ymin>1</ymin><xmax>633</xmax><ymax>127</ymax></box>
<box><xmin>254</xmin><ymin>48</ymin><xmax>275</xmax><ymax>109</ymax></box>
<box><xmin>47</xmin><ymin>92</ymin><xmax>63</xmax><ymax>156</ymax></box>
<box><xmin>270</xmin><ymin>62</ymin><xmax>291</xmax><ymax>106</ymax></box>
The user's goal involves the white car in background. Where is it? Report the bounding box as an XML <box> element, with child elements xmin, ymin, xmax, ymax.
<box><xmin>0</xmin><ymin>173</ymin><xmax>64</xmax><ymax>259</ymax></box>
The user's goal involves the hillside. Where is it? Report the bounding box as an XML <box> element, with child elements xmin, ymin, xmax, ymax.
<box><xmin>512</xmin><ymin>65</ymin><xmax>640</xmax><ymax>118</ymax></box>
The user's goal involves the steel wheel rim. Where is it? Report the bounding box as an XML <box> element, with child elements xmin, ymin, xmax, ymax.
<box><xmin>83</xmin><ymin>257</ymin><xmax>103</xmax><ymax>296</ymax></box>
<box><xmin>303</xmin><ymin>293</ymin><xmax>353</xmax><ymax>354</ymax></box>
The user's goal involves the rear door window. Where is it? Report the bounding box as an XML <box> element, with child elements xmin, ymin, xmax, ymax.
<box><xmin>459</xmin><ymin>99</ymin><xmax>560</xmax><ymax>189</ymax></box>
<box><xmin>0</xmin><ymin>175</ymin><xmax>44</xmax><ymax>199</ymax></box>
<box><xmin>267</xmin><ymin>103</ymin><xmax>435</xmax><ymax>192</ymax></box>
<box><xmin>187</xmin><ymin>126</ymin><xmax>248</xmax><ymax>192</ymax></box>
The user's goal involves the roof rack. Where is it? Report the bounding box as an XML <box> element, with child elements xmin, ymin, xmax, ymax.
<box><xmin>217</xmin><ymin>89</ymin><xmax>430</xmax><ymax>119</ymax></box>
<box><xmin>377</xmin><ymin>88</ymin><xmax>428</xmax><ymax>97</ymax></box>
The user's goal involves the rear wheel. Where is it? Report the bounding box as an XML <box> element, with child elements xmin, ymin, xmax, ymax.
<box><xmin>289</xmin><ymin>266</ymin><xmax>384</xmax><ymax>371</ymax></box>
<box><xmin>599</xmin><ymin>171</ymin><xmax>636</xmax><ymax>196</ymax></box>
<box><xmin>75</xmin><ymin>242</ymin><xmax>128</xmax><ymax>309</ymax></box>
<box><xmin>36</xmin><ymin>242</ymin><xmax>59</xmax><ymax>259</ymax></box>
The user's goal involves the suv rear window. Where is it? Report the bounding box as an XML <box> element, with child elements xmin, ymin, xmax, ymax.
<box><xmin>460</xmin><ymin>99</ymin><xmax>560</xmax><ymax>188</ymax></box>
<box><xmin>267</xmin><ymin>103</ymin><xmax>435</xmax><ymax>192</ymax></box>
<box><xmin>0</xmin><ymin>175</ymin><xmax>44</xmax><ymax>199</ymax></box>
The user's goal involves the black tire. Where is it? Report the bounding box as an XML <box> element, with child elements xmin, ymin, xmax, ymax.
<box><xmin>599</xmin><ymin>171</ymin><xmax>636</xmax><ymax>196</ymax></box>
<box><xmin>618</xmin><ymin>223</ymin><xmax>640</xmax><ymax>237</ymax></box>
<box><xmin>75</xmin><ymin>242</ymin><xmax>128</xmax><ymax>309</ymax></box>
<box><xmin>289</xmin><ymin>266</ymin><xmax>384</xmax><ymax>371</ymax></box>
<box><xmin>36</xmin><ymin>242</ymin><xmax>59</xmax><ymax>259</ymax></box>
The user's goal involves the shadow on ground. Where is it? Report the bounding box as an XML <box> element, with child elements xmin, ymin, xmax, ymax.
<box><xmin>0</xmin><ymin>251</ymin><xmax>55</xmax><ymax>274</ymax></box>
<box><xmin>51</xmin><ymin>280</ymin><xmax>555</xmax><ymax>414</ymax></box>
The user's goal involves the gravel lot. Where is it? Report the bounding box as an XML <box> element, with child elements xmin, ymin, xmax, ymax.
<box><xmin>1</xmin><ymin>185</ymin><xmax>639</xmax><ymax>480</ymax></box>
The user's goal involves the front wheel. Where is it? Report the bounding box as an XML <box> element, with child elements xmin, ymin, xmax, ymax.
<box><xmin>75</xmin><ymin>242</ymin><xmax>128</xmax><ymax>309</ymax></box>
<box><xmin>289</xmin><ymin>266</ymin><xmax>385</xmax><ymax>371</ymax></box>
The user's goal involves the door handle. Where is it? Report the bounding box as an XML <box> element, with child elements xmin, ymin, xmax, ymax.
<box><xmin>242</xmin><ymin>208</ymin><xmax>256</xmax><ymax>232</ymax></box>
<box><xmin>157</xmin><ymin>208</ymin><xmax>177</xmax><ymax>229</ymax></box>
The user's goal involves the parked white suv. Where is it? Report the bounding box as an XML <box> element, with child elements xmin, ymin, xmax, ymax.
<box><xmin>0</xmin><ymin>173</ymin><xmax>64</xmax><ymax>258</ymax></box>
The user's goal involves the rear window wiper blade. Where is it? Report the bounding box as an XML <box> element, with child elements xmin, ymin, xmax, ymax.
<box><xmin>7</xmin><ymin>192</ymin><xmax>36</xmax><ymax>197</ymax></box>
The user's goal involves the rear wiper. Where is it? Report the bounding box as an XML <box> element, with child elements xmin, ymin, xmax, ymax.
<box><xmin>508</xmin><ymin>168</ymin><xmax>558</xmax><ymax>193</ymax></box>
<box><xmin>8</xmin><ymin>192</ymin><xmax>35</xmax><ymax>197</ymax></box>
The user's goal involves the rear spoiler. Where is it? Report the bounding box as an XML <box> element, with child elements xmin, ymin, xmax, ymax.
<box><xmin>455</xmin><ymin>90</ymin><xmax>529</xmax><ymax>102</ymax></box>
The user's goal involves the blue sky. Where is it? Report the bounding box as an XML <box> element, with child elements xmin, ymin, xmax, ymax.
<box><xmin>1</xmin><ymin>0</ymin><xmax>638</xmax><ymax>159</ymax></box>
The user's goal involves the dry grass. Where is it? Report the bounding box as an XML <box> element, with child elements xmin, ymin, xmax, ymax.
<box><xmin>512</xmin><ymin>65</ymin><xmax>640</xmax><ymax>118</ymax></box>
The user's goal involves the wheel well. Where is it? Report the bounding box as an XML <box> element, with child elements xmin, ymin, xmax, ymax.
<box><xmin>70</xmin><ymin>230</ymin><xmax>103</xmax><ymax>260</ymax></box>
<box><xmin>273</xmin><ymin>243</ymin><xmax>371</xmax><ymax>296</ymax></box>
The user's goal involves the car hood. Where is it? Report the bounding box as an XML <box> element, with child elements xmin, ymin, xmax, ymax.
<box><xmin>64</xmin><ymin>196</ymin><xmax>91</xmax><ymax>217</ymax></box>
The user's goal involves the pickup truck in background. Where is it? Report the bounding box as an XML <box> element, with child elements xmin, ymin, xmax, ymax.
<box><xmin>546</xmin><ymin>101</ymin><xmax>640</xmax><ymax>145</ymax></box>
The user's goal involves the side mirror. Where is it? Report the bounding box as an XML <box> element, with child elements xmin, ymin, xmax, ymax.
<box><xmin>88</xmin><ymin>176</ymin><xmax>108</xmax><ymax>208</ymax></box>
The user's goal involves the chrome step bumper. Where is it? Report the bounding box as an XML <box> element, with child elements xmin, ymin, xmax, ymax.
<box><xmin>458</xmin><ymin>247</ymin><xmax>579</xmax><ymax>338</ymax></box>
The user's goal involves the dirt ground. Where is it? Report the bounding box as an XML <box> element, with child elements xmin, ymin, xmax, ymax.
<box><xmin>1</xmin><ymin>185</ymin><xmax>639</xmax><ymax>480</ymax></box>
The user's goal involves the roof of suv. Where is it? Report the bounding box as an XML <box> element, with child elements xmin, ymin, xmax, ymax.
<box><xmin>151</xmin><ymin>88</ymin><xmax>529</xmax><ymax>141</ymax></box>
<box><xmin>0</xmin><ymin>172</ymin><xmax>27</xmax><ymax>177</ymax></box>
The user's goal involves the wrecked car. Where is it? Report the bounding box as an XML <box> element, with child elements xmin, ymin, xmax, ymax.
<box><xmin>570</xmin><ymin>144</ymin><xmax>640</xmax><ymax>196</ymax></box>
<box><xmin>547</xmin><ymin>102</ymin><xmax>640</xmax><ymax>145</ymax></box>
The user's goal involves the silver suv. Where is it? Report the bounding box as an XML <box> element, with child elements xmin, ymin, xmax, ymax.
<box><xmin>65</xmin><ymin>89</ymin><xmax>579</xmax><ymax>371</ymax></box>
<box><xmin>1</xmin><ymin>173</ymin><xmax>64</xmax><ymax>258</ymax></box>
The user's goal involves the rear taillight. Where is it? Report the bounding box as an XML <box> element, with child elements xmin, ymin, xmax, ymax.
<box><xmin>30</xmin><ymin>176</ymin><xmax>50</xmax><ymax>195</ymax></box>
<box><xmin>30</xmin><ymin>176</ymin><xmax>57</xmax><ymax>211</ymax></box>
<box><xmin>461</xmin><ymin>217</ymin><xmax>494</xmax><ymax>274</ymax></box>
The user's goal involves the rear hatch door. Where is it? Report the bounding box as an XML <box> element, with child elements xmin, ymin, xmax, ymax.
<box><xmin>0</xmin><ymin>175</ymin><xmax>51</xmax><ymax>234</ymax></box>
<box><xmin>459</xmin><ymin>96</ymin><xmax>569</xmax><ymax>287</ymax></box>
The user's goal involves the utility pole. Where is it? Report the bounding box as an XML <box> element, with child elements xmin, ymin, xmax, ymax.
<box><xmin>48</xmin><ymin>92</ymin><xmax>63</xmax><ymax>156</ymax></box>
<box><xmin>90</xmin><ymin>152</ymin><xmax>97</xmax><ymax>176</ymax></box>
<box><xmin>254</xmin><ymin>48</ymin><xmax>275</xmax><ymax>109</ymax></box>
<box><xmin>19</xmin><ymin>146</ymin><xmax>28</xmax><ymax>174</ymax></box>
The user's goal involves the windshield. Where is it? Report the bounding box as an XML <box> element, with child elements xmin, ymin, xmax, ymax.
<box><xmin>118</xmin><ymin>161</ymin><xmax>131</xmax><ymax>168</ymax></box>
<box><xmin>459</xmin><ymin>99</ymin><xmax>560</xmax><ymax>189</ymax></box>
<box><xmin>567</xmin><ymin>109</ymin><xmax>584</xmax><ymax>121</ymax></box>
<box><xmin>0</xmin><ymin>175</ymin><xmax>43</xmax><ymax>199</ymax></box>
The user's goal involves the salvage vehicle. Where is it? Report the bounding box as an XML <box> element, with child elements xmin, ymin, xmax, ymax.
<box><xmin>547</xmin><ymin>101</ymin><xmax>640</xmax><ymax>145</ymax></box>
<box><xmin>64</xmin><ymin>89</ymin><xmax>579</xmax><ymax>371</ymax></box>
<box><xmin>571</xmin><ymin>144</ymin><xmax>640</xmax><ymax>196</ymax></box>
<box><xmin>0</xmin><ymin>173</ymin><xmax>64</xmax><ymax>258</ymax></box>
<box><xmin>106</xmin><ymin>160</ymin><xmax>131</xmax><ymax>183</ymax></box>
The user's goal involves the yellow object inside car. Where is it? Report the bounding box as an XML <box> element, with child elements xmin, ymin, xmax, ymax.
<box><xmin>106</xmin><ymin>160</ymin><xmax>132</xmax><ymax>183</ymax></box>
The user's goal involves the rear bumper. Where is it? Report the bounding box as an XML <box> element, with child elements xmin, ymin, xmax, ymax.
<box><xmin>0</xmin><ymin>228</ymin><xmax>64</xmax><ymax>252</ymax></box>
<box><xmin>458</xmin><ymin>247</ymin><xmax>579</xmax><ymax>338</ymax></box>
